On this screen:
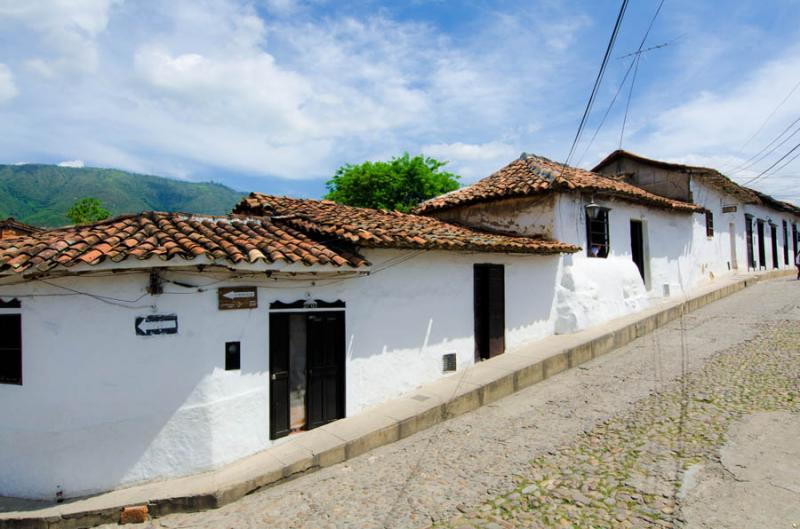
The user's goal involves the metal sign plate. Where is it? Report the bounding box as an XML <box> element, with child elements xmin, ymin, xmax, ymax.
<box><xmin>135</xmin><ymin>314</ymin><xmax>178</xmax><ymax>336</ymax></box>
<box><xmin>218</xmin><ymin>287</ymin><xmax>258</xmax><ymax>310</ymax></box>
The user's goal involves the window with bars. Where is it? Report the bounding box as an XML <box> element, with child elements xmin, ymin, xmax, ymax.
<box><xmin>705</xmin><ymin>210</ymin><xmax>714</xmax><ymax>237</ymax></box>
<box><xmin>585</xmin><ymin>207</ymin><xmax>610</xmax><ymax>258</ymax></box>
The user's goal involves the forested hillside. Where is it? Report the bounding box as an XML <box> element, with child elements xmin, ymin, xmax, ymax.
<box><xmin>0</xmin><ymin>164</ymin><xmax>245</xmax><ymax>227</ymax></box>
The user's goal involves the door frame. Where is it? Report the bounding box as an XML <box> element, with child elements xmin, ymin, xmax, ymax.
<box><xmin>473</xmin><ymin>263</ymin><xmax>505</xmax><ymax>362</ymax></box>
<box><xmin>629</xmin><ymin>219</ymin><xmax>647</xmax><ymax>286</ymax></box>
<box><xmin>268</xmin><ymin>300</ymin><xmax>346</xmax><ymax>440</ymax></box>
<box><xmin>770</xmin><ymin>223</ymin><xmax>779</xmax><ymax>269</ymax></box>
<box><xmin>729</xmin><ymin>222</ymin><xmax>738</xmax><ymax>270</ymax></box>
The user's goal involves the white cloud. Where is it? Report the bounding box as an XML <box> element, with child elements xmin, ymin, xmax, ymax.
<box><xmin>608</xmin><ymin>45</ymin><xmax>800</xmax><ymax>204</ymax></box>
<box><xmin>0</xmin><ymin>0</ymin><xmax>590</xmax><ymax>183</ymax></box>
<box><xmin>0</xmin><ymin>0</ymin><xmax>116</xmax><ymax>75</ymax></box>
<box><xmin>0</xmin><ymin>64</ymin><xmax>17</xmax><ymax>102</ymax></box>
<box><xmin>423</xmin><ymin>141</ymin><xmax>518</xmax><ymax>181</ymax></box>
<box><xmin>57</xmin><ymin>159</ymin><xmax>85</xmax><ymax>168</ymax></box>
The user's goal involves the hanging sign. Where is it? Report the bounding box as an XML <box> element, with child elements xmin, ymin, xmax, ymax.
<box><xmin>218</xmin><ymin>287</ymin><xmax>258</xmax><ymax>310</ymax></box>
<box><xmin>135</xmin><ymin>314</ymin><xmax>178</xmax><ymax>336</ymax></box>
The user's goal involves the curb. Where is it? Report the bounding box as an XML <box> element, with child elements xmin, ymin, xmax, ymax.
<box><xmin>0</xmin><ymin>269</ymin><xmax>794</xmax><ymax>529</ymax></box>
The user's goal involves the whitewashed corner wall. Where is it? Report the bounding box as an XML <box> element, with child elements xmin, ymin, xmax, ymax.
<box><xmin>0</xmin><ymin>249</ymin><xmax>561</xmax><ymax>500</ymax></box>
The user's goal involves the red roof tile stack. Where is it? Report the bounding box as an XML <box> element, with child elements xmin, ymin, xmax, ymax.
<box><xmin>414</xmin><ymin>153</ymin><xmax>701</xmax><ymax>214</ymax></box>
<box><xmin>0</xmin><ymin>211</ymin><xmax>368</xmax><ymax>275</ymax></box>
<box><xmin>234</xmin><ymin>194</ymin><xmax>578</xmax><ymax>255</ymax></box>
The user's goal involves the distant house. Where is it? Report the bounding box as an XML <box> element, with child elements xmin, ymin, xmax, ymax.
<box><xmin>0</xmin><ymin>218</ymin><xmax>41</xmax><ymax>239</ymax></box>
<box><xmin>592</xmin><ymin>150</ymin><xmax>800</xmax><ymax>274</ymax></box>
<box><xmin>0</xmin><ymin>152</ymin><xmax>797</xmax><ymax>502</ymax></box>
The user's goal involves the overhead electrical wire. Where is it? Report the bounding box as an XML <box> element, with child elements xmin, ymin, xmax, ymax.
<box><xmin>619</xmin><ymin>53</ymin><xmax>641</xmax><ymax>148</ymax></box>
<box><xmin>575</xmin><ymin>0</ymin><xmax>666</xmax><ymax>166</ymax></box>
<box><xmin>721</xmin><ymin>77</ymin><xmax>800</xmax><ymax>172</ymax></box>
<box><xmin>726</xmin><ymin>115</ymin><xmax>800</xmax><ymax>175</ymax></box>
<box><xmin>741</xmin><ymin>139</ymin><xmax>800</xmax><ymax>186</ymax></box>
<box><xmin>562</xmin><ymin>0</ymin><xmax>630</xmax><ymax>170</ymax></box>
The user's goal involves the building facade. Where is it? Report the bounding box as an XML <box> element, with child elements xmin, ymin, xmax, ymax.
<box><xmin>1</xmin><ymin>152</ymin><xmax>798</xmax><ymax>501</ymax></box>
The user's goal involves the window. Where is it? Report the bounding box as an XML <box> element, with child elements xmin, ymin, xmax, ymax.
<box><xmin>585</xmin><ymin>207</ymin><xmax>609</xmax><ymax>258</ymax></box>
<box><xmin>705</xmin><ymin>210</ymin><xmax>714</xmax><ymax>237</ymax></box>
<box><xmin>0</xmin><ymin>313</ymin><xmax>22</xmax><ymax>385</ymax></box>
<box><xmin>225</xmin><ymin>341</ymin><xmax>241</xmax><ymax>371</ymax></box>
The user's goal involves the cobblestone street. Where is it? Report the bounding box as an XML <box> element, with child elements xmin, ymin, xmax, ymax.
<box><xmin>116</xmin><ymin>277</ymin><xmax>800</xmax><ymax>529</ymax></box>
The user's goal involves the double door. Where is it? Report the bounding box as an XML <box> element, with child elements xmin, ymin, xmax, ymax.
<box><xmin>269</xmin><ymin>311</ymin><xmax>345</xmax><ymax>440</ymax></box>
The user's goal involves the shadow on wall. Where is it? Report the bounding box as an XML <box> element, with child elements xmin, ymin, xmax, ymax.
<box><xmin>342</xmin><ymin>253</ymin><xmax>562</xmax><ymax>413</ymax></box>
<box><xmin>0</xmin><ymin>276</ymin><xmax>269</xmax><ymax>502</ymax></box>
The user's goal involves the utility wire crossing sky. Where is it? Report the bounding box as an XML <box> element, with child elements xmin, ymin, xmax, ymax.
<box><xmin>0</xmin><ymin>0</ymin><xmax>798</xmax><ymax>204</ymax></box>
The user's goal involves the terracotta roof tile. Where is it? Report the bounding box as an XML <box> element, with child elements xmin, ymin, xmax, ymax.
<box><xmin>233</xmin><ymin>194</ymin><xmax>578</xmax><ymax>255</ymax></box>
<box><xmin>0</xmin><ymin>211</ymin><xmax>369</xmax><ymax>275</ymax></box>
<box><xmin>413</xmin><ymin>153</ymin><xmax>701</xmax><ymax>214</ymax></box>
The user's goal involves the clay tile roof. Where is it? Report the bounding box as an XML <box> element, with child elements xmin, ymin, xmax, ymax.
<box><xmin>0</xmin><ymin>212</ymin><xmax>369</xmax><ymax>276</ymax></box>
<box><xmin>413</xmin><ymin>153</ymin><xmax>701</xmax><ymax>215</ymax></box>
<box><xmin>591</xmin><ymin>149</ymin><xmax>763</xmax><ymax>205</ymax></box>
<box><xmin>233</xmin><ymin>194</ymin><xmax>578</xmax><ymax>255</ymax></box>
<box><xmin>0</xmin><ymin>218</ymin><xmax>42</xmax><ymax>237</ymax></box>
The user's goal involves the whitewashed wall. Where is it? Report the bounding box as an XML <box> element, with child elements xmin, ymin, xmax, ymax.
<box><xmin>0</xmin><ymin>249</ymin><xmax>560</xmax><ymax>500</ymax></box>
<box><xmin>428</xmin><ymin>193</ymin><xmax>701</xmax><ymax>333</ymax></box>
<box><xmin>688</xmin><ymin>181</ymin><xmax>744</xmax><ymax>280</ymax></box>
<box><xmin>550</xmin><ymin>194</ymin><xmax>699</xmax><ymax>332</ymax></box>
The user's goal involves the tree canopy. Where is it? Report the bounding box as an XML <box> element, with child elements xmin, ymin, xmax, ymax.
<box><xmin>324</xmin><ymin>153</ymin><xmax>460</xmax><ymax>212</ymax></box>
<box><xmin>66</xmin><ymin>197</ymin><xmax>111</xmax><ymax>225</ymax></box>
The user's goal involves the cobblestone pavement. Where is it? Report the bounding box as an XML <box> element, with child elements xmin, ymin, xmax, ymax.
<box><xmin>435</xmin><ymin>319</ymin><xmax>800</xmax><ymax>529</ymax></box>
<box><xmin>114</xmin><ymin>277</ymin><xmax>800</xmax><ymax>529</ymax></box>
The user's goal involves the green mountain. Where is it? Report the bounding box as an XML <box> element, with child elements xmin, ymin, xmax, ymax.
<box><xmin>0</xmin><ymin>164</ymin><xmax>246</xmax><ymax>227</ymax></box>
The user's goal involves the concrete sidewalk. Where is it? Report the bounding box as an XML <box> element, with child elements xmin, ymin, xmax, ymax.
<box><xmin>0</xmin><ymin>269</ymin><xmax>793</xmax><ymax>529</ymax></box>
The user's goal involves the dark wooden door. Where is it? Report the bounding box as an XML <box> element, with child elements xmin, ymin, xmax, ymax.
<box><xmin>269</xmin><ymin>313</ymin><xmax>291</xmax><ymax>440</ymax></box>
<box><xmin>783</xmin><ymin>221</ymin><xmax>789</xmax><ymax>265</ymax></box>
<box><xmin>757</xmin><ymin>220</ymin><xmax>766</xmax><ymax>269</ymax></box>
<box><xmin>474</xmin><ymin>264</ymin><xmax>505</xmax><ymax>361</ymax></box>
<box><xmin>306</xmin><ymin>312</ymin><xmax>345</xmax><ymax>430</ymax></box>
<box><xmin>630</xmin><ymin>220</ymin><xmax>645</xmax><ymax>281</ymax></box>
<box><xmin>771</xmin><ymin>224</ymin><xmax>779</xmax><ymax>268</ymax></box>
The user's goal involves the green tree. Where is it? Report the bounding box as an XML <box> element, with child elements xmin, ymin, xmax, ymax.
<box><xmin>66</xmin><ymin>197</ymin><xmax>111</xmax><ymax>225</ymax></box>
<box><xmin>324</xmin><ymin>153</ymin><xmax>460</xmax><ymax>212</ymax></box>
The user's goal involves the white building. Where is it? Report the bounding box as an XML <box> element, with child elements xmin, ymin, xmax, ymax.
<box><xmin>0</xmin><ymin>152</ymin><xmax>797</xmax><ymax>501</ymax></box>
<box><xmin>0</xmin><ymin>204</ymin><xmax>574</xmax><ymax>500</ymax></box>
<box><xmin>592</xmin><ymin>150</ymin><xmax>800</xmax><ymax>277</ymax></box>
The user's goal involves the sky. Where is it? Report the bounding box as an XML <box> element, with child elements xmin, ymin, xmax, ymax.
<box><xmin>0</xmin><ymin>0</ymin><xmax>799</xmax><ymax>204</ymax></box>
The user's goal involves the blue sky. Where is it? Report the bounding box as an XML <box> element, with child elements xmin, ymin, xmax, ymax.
<box><xmin>0</xmin><ymin>0</ymin><xmax>798</xmax><ymax>204</ymax></box>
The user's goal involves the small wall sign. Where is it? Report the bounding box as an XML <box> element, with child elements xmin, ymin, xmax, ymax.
<box><xmin>218</xmin><ymin>287</ymin><xmax>258</xmax><ymax>310</ymax></box>
<box><xmin>135</xmin><ymin>314</ymin><xmax>178</xmax><ymax>336</ymax></box>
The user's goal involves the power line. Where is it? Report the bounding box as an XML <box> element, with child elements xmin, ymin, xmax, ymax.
<box><xmin>727</xmin><ymin>115</ymin><xmax>800</xmax><ymax>175</ymax></box>
<box><xmin>563</xmin><ymin>0</ymin><xmax>630</xmax><ymax>169</ymax></box>
<box><xmin>616</xmin><ymin>38</ymin><xmax>674</xmax><ymax>60</ymax></box>
<box><xmin>741</xmin><ymin>139</ymin><xmax>800</xmax><ymax>186</ymax></box>
<box><xmin>619</xmin><ymin>53</ymin><xmax>641</xmax><ymax>148</ymax></box>
<box><xmin>574</xmin><ymin>0</ymin><xmax>666</xmax><ymax>166</ymax></box>
<box><xmin>722</xmin><ymin>77</ymin><xmax>800</xmax><ymax>172</ymax></box>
